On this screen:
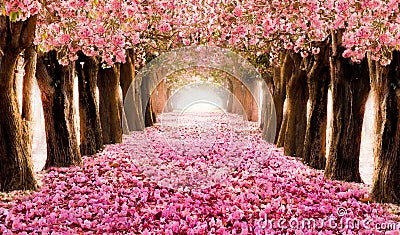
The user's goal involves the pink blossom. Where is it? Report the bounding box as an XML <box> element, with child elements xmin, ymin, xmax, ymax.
<box><xmin>0</xmin><ymin>77</ymin><xmax>398</xmax><ymax>234</ymax></box>
<box><xmin>234</xmin><ymin>6</ymin><xmax>243</xmax><ymax>17</ymax></box>
<box><xmin>182</xmin><ymin>38</ymin><xmax>190</xmax><ymax>46</ymax></box>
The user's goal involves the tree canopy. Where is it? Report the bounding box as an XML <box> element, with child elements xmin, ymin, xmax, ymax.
<box><xmin>1</xmin><ymin>0</ymin><xmax>397</xmax><ymax>67</ymax></box>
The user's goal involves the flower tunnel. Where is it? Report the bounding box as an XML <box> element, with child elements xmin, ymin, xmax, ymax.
<box><xmin>122</xmin><ymin>46</ymin><xmax>277</xmax><ymax>143</ymax></box>
<box><xmin>150</xmin><ymin>71</ymin><xmax>259</xmax><ymax>121</ymax></box>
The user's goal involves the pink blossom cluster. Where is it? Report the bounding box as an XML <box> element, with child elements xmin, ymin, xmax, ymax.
<box><xmin>1</xmin><ymin>0</ymin><xmax>41</xmax><ymax>21</ymax></box>
<box><xmin>249</xmin><ymin>0</ymin><xmax>400</xmax><ymax>65</ymax></box>
<box><xmin>0</xmin><ymin>112</ymin><xmax>399</xmax><ymax>234</ymax></box>
<box><xmin>5</xmin><ymin>0</ymin><xmax>400</xmax><ymax>66</ymax></box>
<box><xmin>341</xmin><ymin>0</ymin><xmax>400</xmax><ymax>65</ymax></box>
<box><xmin>34</xmin><ymin>0</ymin><xmax>150</xmax><ymax>65</ymax></box>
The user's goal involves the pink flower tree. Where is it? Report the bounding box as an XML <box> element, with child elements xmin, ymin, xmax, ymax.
<box><xmin>32</xmin><ymin>0</ymin><xmax>153</xmax><ymax>165</ymax></box>
<box><xmin>340</xmin><ymin>0</ymin><xmax>400</xmax><ymax>203</ymax></box>
<box><xmin>0</xmin><ymin>0</ymin><xmax>41</xmax><ymax>191</ymax></box>
<box><xmin>250</xmin><ymin>0</ymin><xmax>400</xmax><ymax>203</ymax></box>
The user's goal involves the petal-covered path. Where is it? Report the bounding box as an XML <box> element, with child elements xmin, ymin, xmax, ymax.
<box><xmin>1</xmin><ymin>112</ymin><xmax>399</xmax><ymax>234</ymax></box>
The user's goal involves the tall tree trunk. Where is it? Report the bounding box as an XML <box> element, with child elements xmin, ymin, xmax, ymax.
<box><xmin>22</xmin><ymin>47</ymin><xmax>37</xmax><ymax>122</ymax></box>
<box><xmin>123</xmin><ymin>79</ymin><xmax>144</xmax><ymax>131</ymax></box>
<box><xmin>36</xmin><ymin>51</ymin><xmax>81</xmax><ymax>169</ymax></box>
<box><xmin>144</xmin><ymin>101</ymin><xmax>156</xmax><ymax>127</ymax></box>
<box><xmin>0</xmin><ymin>16</ymin><xmax>37</xmax><ymax>191</ymax></box>
<box><xmin>261</xmin><ymin>73</ymin><xmax>277</xmax><ymax>143</ymax></box>
<box><xmin>281</xmin><ymin>53</ymin><xmax>308</xmax><ymax>157</ymax></box>
<box><xmin>242</xmin><ymin>82</ymin><xmax>258</xmax><ymax>122</ymax></box>
<box><xmin>231</xmin><ymin>79</ymin><xmax>245</xmax><ymax>116</ymax></box>
<box><xmin>369</xmin><ymin>52</ymin><xmax>400</xmax><ymax>203</ymax></box>
<box><xmin>120</xmin><ymin>49</ymin><xmax>135</xmax><ymax>101</ymax></box>
<box><xmin>76</xmin><ymin>53</ymin><xmax>103</xmax><ymax>155</ymax></box>
<box><xmin>164</xmin><ymin>87</ymin><xmax>173</xmax><ymax>112</ymax></box>
<box><xmin>324</xmin><ymin>31</ymin><xmax>370</xmax><ymax>182</ymax></box>
<box><xmin>121</xmin><ymin>50</ymin><xmax>144</xmax><ymax>132</ymax></box>
<box><xmin>302</xmin><ymin>45</ymin><xmax>329</xmax><ymax>169</ymax></box>
<box><xmin>140</xmin><ymin>70</ymin><xmax>158</xmax><ymax>127</ymax></box>
<box><xmin>150</xmin><ymin>79</ymin><xmax>168</xmax><ymax>114</ymax></box>
<box><xmin>21</xmin><ymin>46</ymin><xmax>37</xmax><ymax>165</ymax></box>
<box><xmin>226</xmin><ymin>79</ymin><xmax>234</xmax><ymax>113</ymax></box>
<box><xmin>98</xmin><ymin>65</ymin><xmax>123</xmax><ymax>144</ymax></box>
<box><xmin>275</xmin><ymin>52</ymin><xmax>291</xmax><ymax>147</ymax></box>
<box><xmin>261</xmin><ymin>71</ymin><xmax>274</xmax><ymax>130</ymax></box>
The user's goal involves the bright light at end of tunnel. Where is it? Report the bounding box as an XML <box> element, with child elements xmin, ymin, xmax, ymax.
<box><xmin>183</xmin><ymin>102</ymin><xmax>224</xmax><ymax>113</ymax></box>
<box><xmin>165</xmin><ymin>82</ymin><xmax>229</xmax><ymax>113</ymax></box>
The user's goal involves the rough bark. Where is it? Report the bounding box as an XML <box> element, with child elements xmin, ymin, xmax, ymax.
<box><xmin>120</xmin><ymin>49</ymin><xmax>134</xmax><ymax>134</ymax></box>
<box><xmin>242</xmin><ymin>82</ymin><xmax>258</xmax><ymax>122</ymax></box>
<box><xmin>0</xmin><ymin>16</ymin><xmax>38</xmax><ymax>191</ymax></box>
<box><xmin>260</xmin><ymin>71</ymin><xmax>273</xmax><ymax>131</ymax></box>
<box><xmin>150</xmin><ymin>79</ymin><xmax>168</xmax><ymax>114</ymax></box>
<box><xmin>231</xmin><ymin>79</ymin><xmax>245</xmax><ymax>115</ymax></box>
<box><xmin>226</xmin><ymin>79</ymin><xmax>234</xmax><ymax>113</ymax></box>
<box><xmin>22</xmin><ymin>46</ymin><xmax>37</xmax><ymax>122</ymax></box>
<box><xmin>98</xmin><ymin>65</ymin><xmax>123</xmax><ymax>144</ymax></box>
<box><xmin>144</xmin><ymin>101</ymin><xmax>156</xmax><ymax>127</ymax></box>
<box><xmin>324</xmin><ymin>31</ymin><xmax>370</xmax><ymax>183</ymax></box>
<box><xmin>282</xmin><ymin>53</ymin><xmax>308</xmax><ymax>157</ymax></box>
<box><xmin>164</xmin><ymin>87</ymin><xmax>173</xmax><ymax>112</ymax></box>
<box><xmin>261</xmin><ymin>73</ymin><xmax>277</xmax><ymax>143</ymax></box>
<box><xmin>369</xmin><ymin>52</ymin><xmax>400</xmax><ymax>203</ymax></box>
<box><xmin>230</xmin><ymin>78</ymin><xmax>259</xmax><ymax>120</ymax></box>
<box><xmin>275</xmin><ymin>52</ymin><xmax>291</xmax><ymax>147</ymax></box>
<box><xmin>76</xmin><ymin>53</ymin><xmax>103</xmax><ymax>155</ymax></box>
<box><xmin>120</xmin><ymin>49</ymin><xmax>135</xmax><ymax>100</ymax></box>
<box><xmin>302</xmin><ymin>44</ymin><xmax>329</xmax><ymax>170</ymax></box>
<box><xmin>120</xmin><ymin>50</ymin><xmax>145</xmax><ymax>132</ymax></box>
<box><xmin>123</xmin><ymin>80</ymin><xmax>144</xmax><ymax>131</ymax></box>
<box><xmin>36</xmin><ymin>51</ymin><xmax>81</xmax><ymax>169</ymax></box>
<box><xmin>140</xmin><ymin>70</ymin><xmax>158</xmax><ymax>127</ymax></box>
<box><xmin>21</xmin><ymin>46</ymin><xmax>37</xmax><ymax>168</ymax></box>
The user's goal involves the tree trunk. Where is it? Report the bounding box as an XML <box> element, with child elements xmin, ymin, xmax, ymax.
<box><xmin>144</xmin><ymin>101</ymin><xmax>156</xmax><ymax>127</ymax></box>
<box><xmin>22</xmin><ymin>46</ymin><xmax>37</xmax><ymax>122</ymax></box>
<box><xmin>36</xmin><ymin>52</ymin><xmax>81</xmax><ymax>169</ymax></box>
<box><xmin>21</xmin><ymin>46</ymin><xmax>37</xmax><ymax>166</ymax></box>
<box><xmin>261</xmin><ymin>76</ymin><xmax>277</xmax><ymax>143</ymax></box>
<box><xmin>276</xmin><ymin>110</ymin><xmax>288</xmax><ymax>148</ymax></box>
<box><xmin>120</xmin><ymin>50</ymin><xmax>144</xmax><ymax>132</ymax></box>
<box><xmin>98</xmin><ymin>65</ymin><xmax>123</xmax><ymax>144</ymax></box>
<box><xmin>226</xmin><ymin>79</ymin><xmax>234</xmax><ymax>113</ymax></box>
<box><xmin>120</xmin><ymin>49</ymin><xmax>135</xmax><ymax>101</ymax></box>
<box><xmin>150</xmin><ymin>79</ymin><xmax>168</xmax><ymax>114</ymax></box>
<box><xmin>369</xmin><ymin>52</ymin><xmax>400</xmax><ymax>203</ymax></box>
<box><xmin>282</xmin><ymin>53</ymin><xmax>308</xmax><ymax>157</ymax></box>
<box><xmin>302</xmin><ymin>45</ymin><xmax>329</xmax><ymax>169</ymax></box>
<box><xmin>324</xmin><ymin>31</ymin><xmax>370</xmax><ymax>182</ymax></box>
<box><xmin>140</xmin><ymin>71</ymin><xmax>158</xmax><ymax>127</ymax></box>
<box><xmin>231</xmin><ymin>79</ymin><xmax>245</xmax><ymax>116</ymax></box>
<box><xmin>123</xmin><ymin>79</ymin><xmax>144</xmax><ymax>131</ymax></box>
<box><xmin>275</xmin><ymin>52</ymin><xmax>291</xmax><ymax>147</ymax></box>
<box><xmin>242</xmin><ymin>82</ymin><xmax>258</xmax><ymax>122</ymax></box>
<box><xmin>0</xmin><ymin>16</ymin><xmax>38</xmax><ymax>191</ymax></box>
<box><xmin>164</xmin><ymin>87</ymin><xmax>173</xmax><ymax>112</ymax></box>
<box><xmin>76</xmin><ymin>53</ymin><xmax>103</xmax><ymax>155</ymax></box>
<box><xmin>120</xmin><ymin>49</ymin><xmax>134</xmax><ymax>134</ymax></box>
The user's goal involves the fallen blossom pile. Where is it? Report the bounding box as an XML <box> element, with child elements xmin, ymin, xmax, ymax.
<box><xmin>1</xmin><ymin>112</ymin><xmax>399</xmax><ymax>234</ymax></box>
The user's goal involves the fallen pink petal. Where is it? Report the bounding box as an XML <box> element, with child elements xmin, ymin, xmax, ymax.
<box><xmin>0</xmin><ymin>113</ymin><xmax>399</xmax><ymax>234</ymax></box>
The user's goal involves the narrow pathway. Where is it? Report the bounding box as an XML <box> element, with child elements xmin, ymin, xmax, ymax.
<box><xmin>0</xmin><ymin>112</ymin><xmax>399</xmax><ymax>234</ymax></box>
